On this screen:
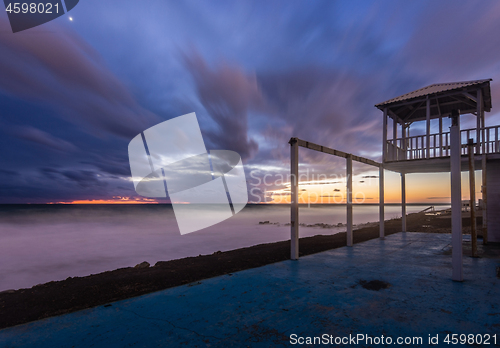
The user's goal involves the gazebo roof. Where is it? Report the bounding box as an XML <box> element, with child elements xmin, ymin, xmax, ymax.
<box><xmin>375</xmin><ymin>79</ymin><xmax>492</xmax><ymax>123</ymax></box>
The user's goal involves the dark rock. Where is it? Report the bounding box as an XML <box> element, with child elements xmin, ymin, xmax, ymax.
<box><xmin>358</xmin><ymin>279</ymin><xmax>391</xmax><ymax>291</ymax></box>
<box><xmin>134</xmin><ymin>261</ymin><xmax>150</xmax><ymax>269</ymax></box>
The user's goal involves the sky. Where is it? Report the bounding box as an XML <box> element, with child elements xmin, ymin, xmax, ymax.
<box><xmin>1</xmin><ymin>0</ymin><xmax>500</xmax><ymax>204</ymax></box>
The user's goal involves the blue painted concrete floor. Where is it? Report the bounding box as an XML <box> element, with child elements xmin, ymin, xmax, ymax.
<box><xmin>1</xmin><ymin>232</ymin><xmax>499</xmax><ymax>348</ymax></box>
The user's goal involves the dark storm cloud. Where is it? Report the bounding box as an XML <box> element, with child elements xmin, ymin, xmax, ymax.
<box><xmin>0</xmin><ymin>169</ymin><xmax>18</xmax><ymax>177</ymax></box>
<box><xmin>184</xmin><ymin>52</ymin><xmax>262</xmax><ymax>160</ymax></box>
<box><xmin>256</xmin><ymin>68</ymin><xmax>380</xmax><ymax>163</ymax></box>
<box><xmin>7</xmin><ymin>125</ymin><xmax>77</xmax><ymax>152</ymax></box>
<box><xmin>399</xmin><ymin>1</ymin><xmax>500</xmax><ymax>79</ymax></box>
<box><xmin>81</xmin><ymin>156</ymin><xmax>131</xmax><ymax>177</ymax></box>
<box><xmin>0</xmin><ymin>14</ymin><xmax>165</xmax><ymax>203</ymax></box>
<box><xmin>39</xmin><ymin>167</ymin><xmax>104</xmax><ymax>188</ymax></box>
<box><xmin>60</xmin><ymin>170</ymin><xmax>103</xmax><ymax>188</ymax></box>
<box><xmin>0</xmin><ymin>16</ymin><xmax>160</xmax><ymax>139</ymax></box>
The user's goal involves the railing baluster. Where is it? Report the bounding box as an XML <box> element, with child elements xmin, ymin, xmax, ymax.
<box><xmin>422</xmin><ymin>136</ymin><xmax>424</xmax><ymax>159</ymax></box>
<box><xmin>487</xmin><ymin>128</ymin><xmax>490</xmax><ymax>154</ymax></box>
<box><xmin>418</xmin><ymin>136</ymin><xmax>420</xmax><ymax>159</ymax></box>
<box><xmin>415</xmin><ymin>137</ymin><xmax>418</xmax><ymax>159</ymax></box>
<box><xmin>496</xmin><ymin>126</ymin><xmax>499</xmax><ymax>152</ymax></box>
<box><xmin>417</xmin><ymin>137</ymin><xmax>420</xmax><ymax>159</ymax></box>
<box><xmin>413</xmin><ymin>137</ymin><xmax>416</xmax><ymax>159</ymax></box>
<box><xmin>423</xmin><ymin>135</ymin><xmax>426</xmax><ymax>158</ymax></box>
<box><xmin>446</xmin><ymin>133</ymin><xmax>449</xmax><ymax>156</ymax></box>
<box><xmin>433</xmin><ymin>134</ymin><xmax>437</xmax><ymax>158</ymax></box>
<box><xmin>417</xmin><ymin>137</ymin><xmax>419</xmax><ymax>159</ymax></box>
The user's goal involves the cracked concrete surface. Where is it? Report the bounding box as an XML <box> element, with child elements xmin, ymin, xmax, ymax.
<box><xmin>1</xmin><ymin>232</ymin><xmax>499</xmax><ymax>347</ymax></box>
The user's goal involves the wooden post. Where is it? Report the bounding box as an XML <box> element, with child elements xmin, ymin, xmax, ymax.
<box><xmin>426</xmin><ymin>96</ymin><xmax>431</xmax><ymax>159</ymax></box>
<box><xmin>450</xmin><ymin>110</ymin><xmax>463</xmax><ymax>281</ymax></box>
<box><xmin>347</xmin><ymin>154</ymin><xmax>353</xmax><ymax>247</ymax></box>
<box><xmin>401</xmin><ymin>172</ymin><xmax>406</xmax><ymax>232</ymax></box>
<box><xmin>379</xmin><ymin>166</ymin><xmax>385</xmax><ymax>239</ymax></box>
<box><xmin>468</xmin><ymin>139</ymin><xmax>477</xmax><ymax>257</ymax></box>
<box><xmin>290</xmin><ymin>138</ymin><xmax>299</xmax><ymax>260</ymax></box>
<box><xmin>382</xmin><ymin>108</ymin><xmax>388</xmax><ymax>162</ymax></box>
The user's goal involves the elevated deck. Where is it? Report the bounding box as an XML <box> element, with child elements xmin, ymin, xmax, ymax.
<box><xmin>384</xmin><ymin>153</ymin><xmax>500</xmax><ymax>173</ymax></box>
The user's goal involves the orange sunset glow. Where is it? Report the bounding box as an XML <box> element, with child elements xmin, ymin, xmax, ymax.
<box><xmin>266</xmin><ymin>171</ymin><xmax>483</xmax><ymax>204</ymax></box>
<box><xmin>49</xmin><ymin>197</ymin><xmax>159</xmax><ymax>204</ymax></box>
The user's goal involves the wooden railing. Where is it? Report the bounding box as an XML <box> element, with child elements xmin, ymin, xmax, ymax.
<box><xmin>386</xmin><ymin>125</ymin><xmax>500</xmax><ymax>161</ymax></box>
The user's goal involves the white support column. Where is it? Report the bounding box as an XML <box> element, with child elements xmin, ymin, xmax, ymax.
<box><xmin>401</xmin><ymin>172</ymin><xmax>406</xmax><ymax>232</ymax></box>
<box><xmin>481</xmin><ymin>89</ymin><xmax>485</xmax><ymax>155</ymax></box>
<box><xmin>346</xmin><ymin>154</ymin><xmax>353</xmax><ymax>247</ymax></box>
<box><xmin>450</xmin><ymin>110</ymin><xmax>463</xmax><ymax>281</ymax></box>
<box><xmin>290</xmin><ymin>138</ymin><xmax>299</xmax><ymax>260</ymax></box>
<box><xmin>478</xmin><ymin>88</ymin><xmax>488</xmax><ymax>244</ymax></box>
<box><xmin>426</xmin><ymin>96</ymin><xmax>431</xmax><ymax>159</ymax></box>
<box><xmin>482</xmin><ymin>154</ymin><xmax>487</xmax><ymax>244</ymax></box>
<box><xmin>468</xmin><ymin>139</ymin><xmax>477</xmax><ymax>257</ymax></box>
<box><xmin>379</xmin><ymin>166</ymin><xmax>385</xmax><ymax>239</ymax></box>
<box><xmin>382</xmin><ymin>108</ymin><xmax>388</xmax><ymax>162</ymax></box>
<box><xmin>477</xmin><ymin>88</ymin><xmax>482</xmax><ymax>155</ymax></box>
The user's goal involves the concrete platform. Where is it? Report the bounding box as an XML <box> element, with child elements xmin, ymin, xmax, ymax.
<box><xmin>1</xmin><ymin>232</ymin><xmax>499</xmax><ymax>347</ymax></box>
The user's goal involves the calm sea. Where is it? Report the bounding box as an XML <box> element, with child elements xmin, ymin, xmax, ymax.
<box><xmin>0</xmin><ymin>203</ymin><xmax>448</xmax><ymax>291</ymax></box>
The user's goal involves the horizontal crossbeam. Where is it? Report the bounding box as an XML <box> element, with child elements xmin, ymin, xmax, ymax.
<box><xmin>290</xmin><ymin>138</ymin><xmax>381</xmax><ymax>168</ymax></box>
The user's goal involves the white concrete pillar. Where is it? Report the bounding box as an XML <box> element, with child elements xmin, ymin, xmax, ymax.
<box><xmin>450</xmin><ymin>110</ymin><xmax>463</xmax><ymax>281</ymax></box>
<box><xmin>401</xmin><ymin>172</ymin><xmax>406</xmax><ymax>232</ymax></box>
<box><xmin>290</xmin><ymin>138</ymin><xmax>299</xmax><ymax>260</ymax></box>
<box><xmin>479</xmin><ymin>87</ymin><xmax>488</xmax><ymax>244</ymax></box>
<box><xmin>379</xmin><ymin>166</ymin><xmax>385</xmax><ymax>239</ymax></box>
<box><xmin>382</xmin><ymin>108</ymin><xmax>388</xmax><ymax>162</ymax></box>
<box><xmin>477</xmin><ymin>88</ymin><xmax>482</xmax><ymax>155</ymax></box>
<box><xmin>347</xmin><ymin>154</ymin><xmax>353</xmax><ymax>247</ymax></box>
<box><xmin>468</xmin><ymin>139</ymin><xmax>477</xmax><ymax>257</ymax></box>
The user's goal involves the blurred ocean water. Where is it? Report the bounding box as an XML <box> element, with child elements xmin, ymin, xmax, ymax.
<box><xmin>0</xmin><ymin>203</ymin><xmax>447</xmax><ymax>291</ymax></box>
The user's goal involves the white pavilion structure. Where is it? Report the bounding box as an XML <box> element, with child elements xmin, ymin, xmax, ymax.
<box><xmin>375</xmin><ymin>79</ymin><xmax>498</xmax><ymax>280</ymax></box>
